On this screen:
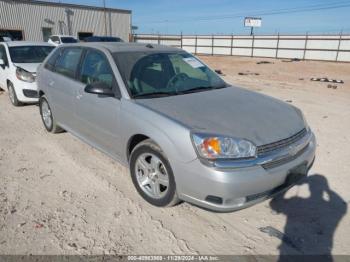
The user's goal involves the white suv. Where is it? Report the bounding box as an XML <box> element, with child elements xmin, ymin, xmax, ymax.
<box><xmin>48</xmin><ymin>35</ymin><xmax>78</xmax><ymax>46</ymax></box>
<box><xmin>0</xmin><ymin>41</ymin><xmax>54</xmax><ymax>106</ymax></box>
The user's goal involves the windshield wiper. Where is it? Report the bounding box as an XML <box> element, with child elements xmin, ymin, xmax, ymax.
<box><xmin>132</xmin><ymin>85</ymin><xmax>228</xmax><ymax>98</ymax></box>
<box><xmin>179</xmin><ymin>85</ymin><xmax>227</xmax><ymax>94</ymax></box>
<box><xmin>132</xmin><ymin>91</ymin><xmax>178</xmax><ymax>99</ymax></box>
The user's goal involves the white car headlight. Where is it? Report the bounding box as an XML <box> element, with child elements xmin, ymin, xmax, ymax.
<box><xmin>16</xmin><ymin>67</ymin><xmax>35</xmax><ymax>83</ymax></box>
<box><xmin>192</xmin><ymin>133</ymin><xmax>257</xmax><ymax>160</ymax></box>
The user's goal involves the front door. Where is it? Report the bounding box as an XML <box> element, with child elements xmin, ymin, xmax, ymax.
<box><xmin>74</xmin><ymin>49</ymin><xmax>122</xmax><ymax>158</ymax></box>
<box><xmin>0</xmin><ymin>44</ymin><xmax>10</xmax><ymax>89</ymax></box>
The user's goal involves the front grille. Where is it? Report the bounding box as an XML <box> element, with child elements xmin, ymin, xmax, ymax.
<box><xmin>257</xmin><ymin>128</ymin><xmax>307</xmax><ymax>156</ymax></box>
<box><xmin>262</xmin><ymin>144</ymin><xmax>309</xmax><ymax>169</ymax></box>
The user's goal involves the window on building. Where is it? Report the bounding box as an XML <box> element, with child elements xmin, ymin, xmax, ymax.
<box><xmin>0</xmin><ymin>29</ymin><xmax>24</xmax><ymax>41</ymax></box>
<box><xmin>78</xmin><ymin>32</ymin><xmax>93</xmax><ymax>41</ymax></box>
<box><xmin>42</xmin><ymin>27</ymin><xmax>52</xmax><ymax>42</ymax></box>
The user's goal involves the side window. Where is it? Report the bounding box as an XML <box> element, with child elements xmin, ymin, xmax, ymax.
<box><xmin>80</xmin><ymin>50</ymin><xmax>114</xmax><ymax>89</ymax></box>
<box><xmin>51</xmin><ymin>36</ymin><xmax>59</xmax><ymax>43</ymax></box>
<box><xmin>44</xmin><ymin>48</ymin><xmax>62</xmax><ymax>71</ymax></box>
<box><xmin>0</xmin><ymin>45</ymin><xmax>9</xmax><ymax>67</ymax></box>
<box><xmin>55</xmin><ymin>48</ymin><xmax>83</xmax><ymax>79</ymax></box>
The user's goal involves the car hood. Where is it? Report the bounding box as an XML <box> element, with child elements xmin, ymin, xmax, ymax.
<box><xmin>135</xmin><ymin>86</ymin><xmax>306</xmax><ymax>146</ymax></box>
<box><xmin>13</xmin><ymin>63</ymin><xmax>40</xmax><ymax>73</ymax></box>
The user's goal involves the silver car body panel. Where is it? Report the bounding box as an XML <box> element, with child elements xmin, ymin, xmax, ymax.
<box><xmin>37</xmin><ymin>42</ymin><xmax>316</xmax><ymax>212</ymax></box>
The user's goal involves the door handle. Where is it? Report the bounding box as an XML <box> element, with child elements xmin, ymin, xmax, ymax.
<box><xmin>76</xmin><ymin>94</ymin><xmax>83</xmax><ymax>100</ymax></box>
<box><xmin>48</xmin><ymin>80</ymin><xmax>54</xmax><ymax>87</ymax></box>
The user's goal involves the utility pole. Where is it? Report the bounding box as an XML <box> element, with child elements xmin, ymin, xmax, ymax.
<box><xmin>103</xmin><ymin>0</ymin><xmax>107</xmax><ymax>36</ymax></box>
<box><xmin>65</xmin><ymin>8</ymin><xmax>73</xmax><ymax>36</ymax></box>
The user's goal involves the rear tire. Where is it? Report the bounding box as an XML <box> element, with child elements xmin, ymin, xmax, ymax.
<box><xmin>8</xmin><ymin>83</ymin><xmax>22</xmax><ymax>107</ymax></box>
<box><xmin>130</xmin><ymin>139</ymin><xmax>179</xmax><ymax>207</ymax></box>
<box><xmin>39</xmin><ymin>96</ymin><xmax>63</xmax><ymax>133</ymax></box>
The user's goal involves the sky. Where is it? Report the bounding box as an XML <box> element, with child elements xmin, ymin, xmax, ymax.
<box><xmin>55</xmin><ymin>0</ymin><xmax>350</xmax><ymax>35</ymax></box>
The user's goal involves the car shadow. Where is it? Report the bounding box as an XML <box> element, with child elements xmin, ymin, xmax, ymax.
<box><xmin>269</xmin><ymin>174</ymin><xmax>347</xmax><ymax>261</ymax></box>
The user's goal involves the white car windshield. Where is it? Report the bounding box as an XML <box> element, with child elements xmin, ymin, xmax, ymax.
<box><xmin>113</xmin><ymin>51</ymin><xmax>227</xmax><ymax>98</ymax></box>
<box><xmin>9</xmin><ymin>46</ymin><xmax>54</xmax><ymax>63</ymax></box>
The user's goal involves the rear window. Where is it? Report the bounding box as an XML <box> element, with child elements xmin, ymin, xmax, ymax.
<box><xmin>9</xmin><ymin>46</ymin><xmax>54</xmax><ymax>63</ymax></box>
<box><xmin>44</xmin><ymin>48</ymin><xmax>62</xmax><ymax>71</ymax></box>
<box><xmin>61</xmin><ymin>37</ymin><xmax>78</xmax><ymax>44</ymax></box>
<box><xmin>54</xmin><ymin>48</ymin><xmax>83</xmax><ymax>79</ymax></box>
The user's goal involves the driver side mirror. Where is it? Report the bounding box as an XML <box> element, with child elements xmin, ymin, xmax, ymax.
<box><xmin>0</xmin><ymin>59</ymin><xmax>4</xmax><ymax>66</ymax></box>
<box><xmin>84</xmin><ymin>82</ymin><xmax>115</xmax><ymax>97</ymax></box>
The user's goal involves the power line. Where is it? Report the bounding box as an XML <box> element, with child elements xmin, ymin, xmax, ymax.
<box><xmin>137</xmin><ymin>1</ymin><xmax>350</xmax><ymax>24</ymax></box>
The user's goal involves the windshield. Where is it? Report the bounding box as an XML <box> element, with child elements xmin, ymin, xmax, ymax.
<box><xmin>61</xmin><ymin>37</ymin><xmax>78</xmax><ymax>43</ymax></box>
<box><xmin>9</xmin><ymin>46</ymin><xmax>54</xmax><ymax>63</ymax></box>
<box><xmin>113</xmin><ymin>52</ymin><xmax>227</xmax><ymax>98</ymax></box>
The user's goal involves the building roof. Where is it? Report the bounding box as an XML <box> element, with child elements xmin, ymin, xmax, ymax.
<box><xmin>7</xmin><ymin>0</ymin><xmax>131</xmax><ymax>14</ymax></box>
<box><xmin>64</xmin><ymin>42</ymin><xmax>182</xmax><ymax>53</ymax></box>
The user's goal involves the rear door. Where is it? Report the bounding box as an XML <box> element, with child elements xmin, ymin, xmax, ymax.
<box><xmin>47</xmin><ymin>47</ymin><xmax>83</xmax><ymax>130</ymax></box>
<box><xmin>74</xmin><ymin>48</ymin><xmax>123</xmax><ymax>158</ymax></box>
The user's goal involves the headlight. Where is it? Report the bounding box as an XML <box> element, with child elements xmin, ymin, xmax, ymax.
<box><xmin>16</xmin><ymin>67</ymin><xmax>35</xmax><ymax>83</ymax></box>
<box><xmin>192</xmin><ymin>133</ymin><xmax>257</xmax><ymax>160</ymax></box>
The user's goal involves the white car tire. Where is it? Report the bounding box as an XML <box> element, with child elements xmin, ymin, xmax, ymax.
<box><xmin>8</xmin><ymin>82</ymin><xmax>22</xmax><ymax>107</ymax></box>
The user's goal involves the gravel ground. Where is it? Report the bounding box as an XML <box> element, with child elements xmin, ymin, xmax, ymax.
<box><xmin>0</xmin><ymin>56</ymin><xmax>349</xmax><ymax>255</ymax></box>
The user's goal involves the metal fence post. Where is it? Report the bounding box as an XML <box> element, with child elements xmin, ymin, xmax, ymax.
<box><xmin>251</xmin><ymin>34</ymin><xmax>255</xmax><ymax>57</ymax></box>
<box><xmin>303</xmin><ymin>33</ymin><xmax>308</xmax><ymax>60</ymax></box>
<box><xmin>275</xmin><ymin>33</ymin><xmax>280</xmax><ymax>59</ymax></box>
<box><xmin>158</xmin><ymin>34</ymin><xmax>160</xmax><ymax>45</ymax></box>
<box><xmin>195</xmin><ymin>35</ymin><xmax>198</xmax><ymax>55</ymax></box>
<box><xmin>335</xmin><ymin>31</ymin><xmax>342</xmax><ymax>62</ymax></box>
<box><xmin>180</xmin><ymin>32</ymin><xmax>183</xmax><ymax>49</ymax></box>
<box><xmin>211</xmin><ymin>35</ymin><xmax>214</xmax><ymax>56</ymax></box>
<box><xmin>230</xmin><ymin>34</ymin><xmax>234</xmax><ymax>56</ymax></box>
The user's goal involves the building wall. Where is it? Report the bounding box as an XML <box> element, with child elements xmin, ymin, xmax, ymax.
<box><xmin>0</xmin><ymin>0</ymin><xmax>131</xmax><ymax>41</ymax></box>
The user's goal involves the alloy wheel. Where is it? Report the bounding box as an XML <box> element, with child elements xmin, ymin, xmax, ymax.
<box><xmin>135</xmin><ymin>153</ymin><xmax>170</xmax><ymax>199</ymax></box>
<box><xmin>41</xmin><ymin>99</ymin><xmax>52</xmax><ymax>129</ymax></box>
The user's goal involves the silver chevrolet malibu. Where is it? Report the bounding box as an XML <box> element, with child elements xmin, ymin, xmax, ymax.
<box><xmin>37</xmin><ymin>42</ymin><xmax>316</xmax><ymax>212</ymax></box>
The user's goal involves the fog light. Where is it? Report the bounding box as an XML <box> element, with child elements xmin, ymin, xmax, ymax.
<box><xmin>205</xmin><ymin>195</ymin><xmax>223</xmax><ymax>205</ymax></box>
<box><xmin>225</xmin><ymin>197</ymin><xmax>246</xmax><ymax>206</ymax></box>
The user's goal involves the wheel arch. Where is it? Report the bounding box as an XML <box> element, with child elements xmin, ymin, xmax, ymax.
<box><xmin>6</xmin><ymin>79</ymin><xmax>12</xmax><ymax>88</ymax></box>
<box><xmin>127</xmin><ymin>134</ymin><xmax>150</xmax><ymax>162</ymax></box>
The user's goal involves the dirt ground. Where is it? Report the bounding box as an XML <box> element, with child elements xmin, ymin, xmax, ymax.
<box><xmin>0</xmin><ymin>56</ymin><xmax>349</xmax><ymax>256</ymax></box>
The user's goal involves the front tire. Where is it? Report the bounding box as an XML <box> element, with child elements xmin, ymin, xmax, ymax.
<box><xmin>8</xmin><ymin>83</ymin><xmax>22</xmax><ymax>107</ymax></box>
<box><xmin>130</xmin><ymin>139</ymin><xmax>179</xmax><ymax>207</ymax></box>
<box><xmin>39</xmin><ymin>96</ymin><xmax>63</xmax><ymax>133</ymax></box>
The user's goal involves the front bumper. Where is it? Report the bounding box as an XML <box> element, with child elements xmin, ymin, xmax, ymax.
<box><xmin>13</xmin><ymin>80</ymin><xmax>38</xmax><ymax>103</ymax></box>
<box><xmin>174</xmin><ymin>132</ymin><xmax>316</xmax><ymax>212</ymax></box>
